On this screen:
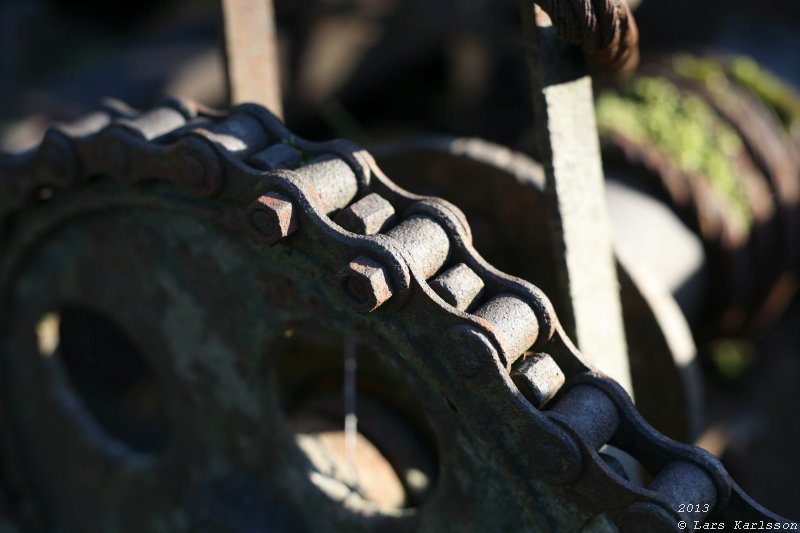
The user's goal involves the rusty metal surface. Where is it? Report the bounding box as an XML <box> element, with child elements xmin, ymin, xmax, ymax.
<box><xmin>0</xmin><ymin>100</ymin><xmax>793</xmax><ymax>531</ymax></box>
<box><xmin>518</xmin><ymin>4</ymin><xmax>633</xmax><ymax>397</ymax></box>
<box><xmin>221</xmin><ymin>0</ymin><xmax>283</xmax><ymax>117</ymax></box>
<box><xmin>374</xmin><ymin>136</ymin><xmax>701</xmax><ymax>442</ymax></box>
<box><xmin>533</xmin><ymin>0</ymin><xmax>640</xmax><ymax>74</ymax></box>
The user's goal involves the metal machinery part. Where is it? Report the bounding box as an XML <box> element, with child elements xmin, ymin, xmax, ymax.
<box><xmin>374</xmin><ymin>136</ymin><xmax>703</xmax><ymax>443</ymax></box>
<box><xmin>0</xmin><ymin>98</ymin><xmax>793</xmax><ymax>531</ymax></box>
<box><xmin>518</xmin><ymin>0</ymin><xmax>635</xmax><ymax>402</ymax></box>
<box><xmin>596</xmin><ymin>53</ymin><xmax>800</xmax><ymax>340</ymax></box>
<box><xmin>221</xmin><ymin>0</ymin><xmax>283</xmax><ymax>118</ymax></box>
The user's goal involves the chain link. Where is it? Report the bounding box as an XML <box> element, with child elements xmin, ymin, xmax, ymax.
<box><xmin>0</xmin><ymin>99</ymin><xmax>794</xmax><ymax>531</ymax></box>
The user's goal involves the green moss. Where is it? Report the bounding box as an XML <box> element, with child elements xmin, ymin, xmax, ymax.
<box><xmin>707</xmin><ymin>338</ymin><xmax>757</xmax><ymax>381</ymax></box>
<box><xmin>727</xmin><ymin>57</ymin><xmax>800</xmax><ymax>138</ymax></box>
<box><xmin>596</xmin><ymin>76</ymin><xmax>752</xmax><ymax>228</ymax></box>
<box><xmin>673</xmin><ymin>54</ymin><xmax>725</xmax><ymax>85</ymax></box>
<box><xmin>671</xmin><ymin>53</ymin><xmax>800</xmax><ymax>140</ymax></box>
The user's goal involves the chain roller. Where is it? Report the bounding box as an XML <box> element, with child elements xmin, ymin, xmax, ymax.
<box><xmin>0</xmin><ymin>100</ymin><xmax>794</xmax><ymax>531</ymax></box>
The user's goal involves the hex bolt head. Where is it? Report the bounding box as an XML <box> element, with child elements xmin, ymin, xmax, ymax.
<box><xmin>334</xmin><ymin>193</ymin><xmax>396</xmax><ymax>235</ymax></box>
<box><xmin>430</xmin><ymin>263</ymin><xmax>485</xmax><ymax>311</ymax></box>
<box><xmin>249</xmin><ymin>142</ymin><xmax>302</xmax><ymax>171</ymax></box>
<box><xmin>338</xmin><ymin>256</ymin><xmax>394</xmax><ymax>312</ymax></box>
<box><xmin>248</xmin><ymin>191</ymin><xmax>299</xmax><ymax>244</ymax></box>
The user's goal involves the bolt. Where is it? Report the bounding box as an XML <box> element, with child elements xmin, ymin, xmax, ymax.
<box><xmin>334</xmin><ymin>193</ymin><xmax>395</xmax><ymax>235</ymax></box>
<box><xmin>430</xmin><ymin>263</ymin><xmax>484</xmax><ymax>311</ymax></box>
<box><xmin>338</xmin><ymin>256</ymin><xmax>394</xmax><ymax>312</ymax></box>
<box><xmin>249</xmin><ymin>143</ymin><xmax>302</xmax><ymax>171</ymax></box>
<box><xmin>248</xmin><ymin>192</ymin><xmax>298</xmax><ymax>244</ymax></box>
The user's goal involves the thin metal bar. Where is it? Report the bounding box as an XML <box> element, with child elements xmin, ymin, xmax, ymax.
<box><xmin>343</xmin><ymin>335</ymin><xmax>358</xmax><ymax>480</ymax></box>
<box><xmin>221</xmin><ymin>0</ymin><xmax>284</xmax><ymax>118</ymax></box>
<box><xmin>518</xmin><ymin>3</ymin><xmax>633</xmax><ymax>395</ymax></box>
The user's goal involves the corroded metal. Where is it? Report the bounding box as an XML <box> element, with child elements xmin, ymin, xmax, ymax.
<box><xmin>334</xmin><ymin>193</ymin><xmax>396</xmax><ymax>236</ymax></box>
<box><xmin>374</xmin><ymin>136</ymin><xmax>703</xmax><ymax>442</ymax></box>
<box><xmin>429</xmin><ymin>263</ymin><xmax>485</xmax><ymax>312</ymax></box>
<box><xmin>519</xmin><ymin>2</ymin><xmax>633</xmax><ymax>396</ymax></box>
<box><xmin>338</xmin><ymin>256</ymin><xmax>395</xmax><ymax>313</ymax></box>
<box><xmin>248</xmin><ymin>191</ymin><xmax>299</xmax><ymax>244</ymax></box>
<box><xmin>511</xmin><ymin>353</ymin><xmax>565</xmax><ymax>409</ymax></box>
<box><xmin>221</xmin><ymin>0</ymin><xmax>283</xmax><ymax>117</ymax></box>
<box><xmin>0</xmin><ymin>101</ymin><xmax>793</xmax><ymax>531</ymax></box>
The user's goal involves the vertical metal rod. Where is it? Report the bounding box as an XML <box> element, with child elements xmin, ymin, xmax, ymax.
<box><xmin>221</xmin><ymin>0</ymin><xmax>284</xmax><ymax>118</ymax></box>
<box><xmin>343</xmin><ymin>336</ymin><xmax>358</xmax><ymax>479</ymax></box>
<box><xmin>518</xmin><ymin>3</ymin><xmax>633</xmax><ymax>396</ymax></box>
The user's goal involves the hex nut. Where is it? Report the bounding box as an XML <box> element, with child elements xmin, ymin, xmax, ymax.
<box><xmin>248</xmin><ymin>191</ymin><xmax>299</xmax><ymax>244</ymax></box>
<box><xmin>334</xmin><ymin>193</ymin><xmax>396</xmax><ymax>235</ymax></box>
<box><xmin>430</xmin><ymin>263</ymin><xmax>485</xmax><ymax>311</ymax></box>
<box><xmin>338</xmin><ymin>256</ymin><xmax>394</xmax><ymax>312</ymax></box>
<box><xmin>249</xmin><ymin>143</ymin><xmax>302</xmax><ymax>171</ymax></box>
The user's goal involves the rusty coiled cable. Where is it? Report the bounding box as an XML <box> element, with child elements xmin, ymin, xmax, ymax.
<box><xmin>534</xmin><ymin>0</ymin><xmax>640</xmax><ymax>74</ymax></box>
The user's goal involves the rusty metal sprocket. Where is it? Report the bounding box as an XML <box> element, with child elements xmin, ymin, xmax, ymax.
<box><xmin>0</xmin><ymin>100</ymin><xmax>794</xmax><ymax>531</ymax></box>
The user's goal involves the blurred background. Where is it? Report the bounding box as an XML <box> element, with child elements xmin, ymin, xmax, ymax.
<box><xmin>1</xmin><ymin>0</ymin><xmax>798</xmax><ymax>519</ymax></box>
